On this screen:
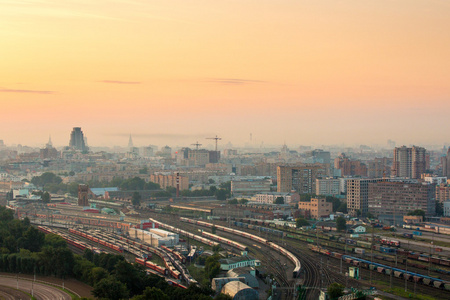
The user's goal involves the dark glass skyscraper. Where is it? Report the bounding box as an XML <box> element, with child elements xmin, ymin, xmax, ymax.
<box><xmin>69</xmin><ymin>127</ymin><xmax>87</xmax><ymax>151</ymax></box>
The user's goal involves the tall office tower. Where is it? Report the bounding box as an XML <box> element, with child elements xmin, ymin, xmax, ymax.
<box><xmin>442</xmin><ymin>148</ymin><xmax>450</xmax><ymax>178</ymax></box>
<box><xmin>277</xmin><ymin>163</ymin><xmax>331</xmax><ymax>193</ymax></box>
<box><xmin>391</xmin><ymin>146</ymin><xmax>426</xmax><ymax>179</ymax></box>
<box><xmin>69</xmin><ymin>127</ymin><xmax>87</xmax><ymax>151</ymax></box>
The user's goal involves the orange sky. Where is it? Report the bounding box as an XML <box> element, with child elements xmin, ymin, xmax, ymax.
<box><xmin>1</xmin><ymin>1</ymin><xmax>449</xmax><ymax>148</ymax></box>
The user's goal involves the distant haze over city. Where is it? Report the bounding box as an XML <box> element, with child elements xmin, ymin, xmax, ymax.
<box><xmin>1</xmin><ymin>1</ymin><xmax>449</xmax><ymax>147</ymax></box>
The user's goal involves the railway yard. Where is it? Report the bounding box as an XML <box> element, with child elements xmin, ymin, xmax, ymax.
<box><xmin>14</xmin><ymin>200</ymin><xmax>450</xmax><ymax>299</ymax></box>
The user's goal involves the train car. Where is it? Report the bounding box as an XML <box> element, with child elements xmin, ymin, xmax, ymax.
<box><xmin>167</xmin><ymin>279</ymin><xmax>187</xmax><ymax>289</ymax></box>
<box><xmin>201</xmin><ymin>231</ymin><xmax>248</xmax><ymax>251</ymax></box>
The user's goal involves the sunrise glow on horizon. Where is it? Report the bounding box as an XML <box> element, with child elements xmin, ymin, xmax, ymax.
<box><xmin>1</xmin><ymin>0</ymin><xmax>449</xmax><ymax>148</ymax></box>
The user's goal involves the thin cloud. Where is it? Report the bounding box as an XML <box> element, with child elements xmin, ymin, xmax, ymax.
<box><xmin>100</xmin><ymin>80</ymin><xmax>141</xmax><ymax>84</ymax></box>
<box><xmin>207</xmin><ymin>78</ymin><xmax>267</xmax><ymax>85</ymax></box>
<box><xmin>0</xmin><ymin>88</ymin><xmax>55</xmax><ymax>94</ymax></box>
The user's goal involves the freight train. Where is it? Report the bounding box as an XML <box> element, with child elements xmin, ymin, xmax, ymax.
<box><xmin>201</xmin><ymin>231</ymin><xmax>248</xmax><ymax>251</ymax></box>
<box><xmin>309</xmin><ymin>245</ymin><xmax>450</xmax><ymax>291</ymax></box>
<box><xmin>68</xmin><ymin>228</ymin><xmax>123</xmax><ymax>253</ymax></box>
<box><xmin>37</xmin><ymin>226</ymin><xmax>107</xmax><ymax>255</ymax></box>
<box><xmin>148</xmin><ymin>218</ymin><xmax>219</xmax><ymax>247</ymax></box>
<box><xmin>178</xmin><ymin>217</ymin><xmax>301</xmax><ymax>278</ymax></box>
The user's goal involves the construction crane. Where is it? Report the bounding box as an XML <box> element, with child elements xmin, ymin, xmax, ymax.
<box><xmin>191</xmin><ymin>141</ymin><xmax>202</xmax><ymax>150</ymax></box>
<box><xmin>206</xmin><ymin>135</ymin><xmax>222</xmax><ymax>151</ymax></box>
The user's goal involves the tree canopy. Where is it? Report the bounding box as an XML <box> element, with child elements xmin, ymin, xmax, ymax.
<box><xmin>296</xmin><ymin>218</ymin><xmax>309</xmax><ymax>228</ymax></box>
<box><xmin>327</xmin><ymin>283</ymin><xmax>344</xmax><ymax>299</ymax></box>
<box><xmin>274</xmin><ymin>197</ymin><xmax>284</xmax><ymax>204</ymax></box>
<box><xmin>408</xmin><ymin>209</ymin><xmax>425</xmax><ymax>217</ymax></box>
<box><xmin>336</xmin><ymin>216</ymin><xmax>347</xmax><ymax>232</ymax></box>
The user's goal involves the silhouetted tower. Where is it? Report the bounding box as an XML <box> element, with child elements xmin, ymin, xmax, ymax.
<box><xmin>69</xmin><ymin>127</ymin><xmax>87</xmax><ymax>151</ymax></box>
<box><xmin>78</xmin><ymin>184</ymin><xmax>89</xmax><ymax>207</ymax></box>
<box><xmin>206</xmin><ymin>135</ymin><xmax>222</xmax><ymax>151</ymax></box>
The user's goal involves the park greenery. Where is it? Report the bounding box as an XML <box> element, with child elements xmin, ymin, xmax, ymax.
<box><xmin>0</xmin><ymin>206</ymin><xmax>224</xmax><ymax>299</ymax></box>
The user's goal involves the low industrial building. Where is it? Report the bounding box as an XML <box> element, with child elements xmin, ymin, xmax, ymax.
<box><xmin>128</xmin><ymin>228</ymin><xmax>178</xmax><ymax>246</ymax></box>
<box><xmin>219</xmin><ymin>256</ymin><xmax>261</xmax><ymax>271</ymax></box>
<box><xmin>212</xmin><ymin>277</ymin><xmax>246</xmax><ymax>293</ymax></box>
<box><xmin>227</xmin><ymin>267</ymin><xmax>259</xmax><ymax>288</ymax></box>
<box><xmin>253</xmin><ymin>192</ymin><xmax>300</xmax><ymax>205</ymax></box>
<box><xmin>221</xmin><ymin>281</ymin><xmax>258</xmax><ymax>300</ymax></box>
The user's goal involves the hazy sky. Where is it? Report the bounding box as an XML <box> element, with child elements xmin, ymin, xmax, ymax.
<box><xmin>1</xmin><ymin>0</ymin><xmax>449</xmax><ymax>148</ymax></box>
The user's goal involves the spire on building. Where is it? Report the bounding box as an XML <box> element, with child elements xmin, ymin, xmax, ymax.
<box><xmin>128</xmin><ymin>134</ymin><xmax>133</xmax><ymax>148</ymax></box>
<box><xmin>46</xmin><ymin>135</ymin><xmax>53</xmax><ymax>148</ymax></box>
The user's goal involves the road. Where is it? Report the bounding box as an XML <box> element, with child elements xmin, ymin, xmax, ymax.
<box><xmin>0</xmin><ymin>275</ymin><xmax>71</xmax><ymax>300</ymax></box>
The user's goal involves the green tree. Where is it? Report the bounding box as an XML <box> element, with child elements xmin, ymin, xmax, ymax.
<box><xmin>337</xmin><ymin>202</ymin><xmax>347</xmax><ymax>213</ymax></box>
<box><xmin>238</xmin><ymin>198</ymin><xmax>249</xmax><ymax>205</ymax></box>
<box><xmin>41</xmin><ymin>192</ymin><xmax>51</xmax><ymax>203</ymax></box>
<box><xmin>436</xmin><ymin>201</ymin><xmax>444</xmax><ymax>216</ymax></box>
<box><xmin>274</xmin><ymin>197</ymin><xmax>284</xmax><ymax>204</ymax></box>
<box><xmin>211</xmin><ymin>225</ymin><xmax>217</xmax><ymax>234</ymax></box>
<box><xmin>132</xmin><ymin>192</ymin><xmax>142</xmax><ymax>206</ymax></box>
<box><xmin>219</xmin><ymin>181</ymin><xmax>231</xmax><ymax>191</ymax></box>
<box><xmin>327</xmin><ymin>283</ymin><xmax>344</xmax><ymax>299</ymax></box>
<box><xmin>336</xmin><ymin>217</ymin><xmax>347</xmax><ymax>232</ymax></box>
<box><xmin>300</xmin><ymin>194</ymin><xmax>315</xmax><ymax>202</ymax></box>
<box><xmin>326</xmin><ymin>196</ymin><xmax>341</xmax><ymax>212</ymax></box>
<box><xmin>139</xmin><ymin>167</ymin><xmax>148</xmax><ymax>174</ymax></box>
<box><xmin>296</xmin><ymin>218</ymin><xmax>309</xmax><ymax>228</ymax></box>
<box><xmin>132</xmin><ymin>287</ymin><xmax>169</xmax><ymax>300</ymax></box>
<box><xmin>209</xmin><ymin>186</ymin><xmax>217</xmax><ymax>194</ymax></box>
<box><xmin>166</xmin><ymin>186</ymin><xmax>177</xmax><ymax>194</ymax></box>
<box><xmin>408</xmin><ymin>209</ymin><xmax>425</xmax><ymax>217</ymax></box>
<box><xmin>215</xmin><ymin>189</ymin><xmax>228</xmax><ymax>200</ymax></box>
<box><xmin>92</xmin><ymin>276</ymin><xmax>129</xmax><ymax>300</ymax></box>
<box><xmin>214</xmin><ymin>293</ymin><xmax>233</xmax><ymax>300</ymax></box>
<box><xmin>31</xmin><ymin>172</ymin><xmax>63</xmax><ymax>187</ymax></box>
<box><xmin>227</xmin><ymin>199</ymin><xmax>238</xmax><ymax>205</ymax></box>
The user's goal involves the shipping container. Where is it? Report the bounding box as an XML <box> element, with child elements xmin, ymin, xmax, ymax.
<box><xmin>355</xmin><ymin>248</ymin><xmax>365</xmax><ymax>255</ymax></box>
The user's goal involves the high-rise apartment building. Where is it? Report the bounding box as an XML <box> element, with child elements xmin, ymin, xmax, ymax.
<box><xmin>315</xmin><ymin>178</ymin><xmax>341</xmax><ymax>196</ymax></box>
<box><xmin>277</xmin><ymin>163</ymin><xmax>331</xmax><ymax>194</ymax></box>
<box><xmin>69</xmin><ymin>127</ymin><xmax>87</xmax><ymax>151</ymax></box>
<box><xmin>367</xmin><ymin>157</ymin><xmax>392</xmax><ymax>178</ymax></box>
<box><xmin>391</xmin><ymin>146</ymin><xmax>426</xmax><ymax>179</ymax></box>
<box><xmin>441</xmin><ymin>148</ymin><xmax>450</xmax><ymax>178</ymax></box>
<box><xmin>368</xmin><ymin>181</ymin><xmax>435</xmax><ymax>217</ymax></box>
<box><xmin>346</xmin><ymin>178</ymin><xmax>383</xmax><ymax>216</ymax></box>
<box><xmin>334</xmin><ymin>153</ymin><xmax>367</xmax><ymax>177</ymax></box>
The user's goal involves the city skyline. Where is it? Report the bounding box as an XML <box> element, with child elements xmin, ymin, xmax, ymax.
<box><xmin>1</xmin><ymin>1</ymin><xmax>450</xmax><ymax>147</ymax></box>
